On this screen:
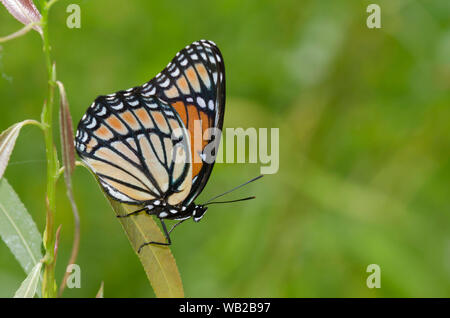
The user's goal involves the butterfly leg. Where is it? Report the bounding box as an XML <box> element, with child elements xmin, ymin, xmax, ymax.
<box><xmin>137</xmin><ymin>219</ymin><xmax>172</xmax><ymax>253</ymax></box>
<box><xmin>116</xmin><ymin>207</ymin><xmax>147</xmax><ymax>218</ymax></box>
<box><xmin>168</xmin><ymin>219</ymin><xmax>187</xmax><ymax>235</ymax></box>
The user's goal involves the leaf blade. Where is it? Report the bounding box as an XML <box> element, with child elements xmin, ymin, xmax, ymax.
<box><xmin>57</xmin><ymin>80</ymin><xmax>75</xmax><ymax>180</ymax></box>
<box><xmin>95</xmin><ymin>281</ymin><xmax>104</xmax><ymax>298</ymax></box>
<box><xmin>0</xmin><ymin>121</ymin><xmax>26</xmax><ymax>180</ymax></box>
<box><xmin>56</xmin><ymin>81</ymin><xmax>81</xmax><ymax>297</ymax></box>
<box><xmin>13</xmin><ymin>261</ymin><xmax>42</xmax><ymax>298</ymax></box>
<box><xmin>107</xmin><ymin>198</ymin><xmax>184</xmax><ymax>298</ymax></box>
<box><xmin>0</xmin><ymin>0</ymin><xmax>42</xmax><ymax>34</ymax></box>
<box><xmin>78</xmin><ymin>147</ymin><xmax>184</xmax><ymax>297</ymax></box>
<box><xmin>0</xmin><ymin>178</ymin><xmax>43</xmax><ymax>274</ymax></box>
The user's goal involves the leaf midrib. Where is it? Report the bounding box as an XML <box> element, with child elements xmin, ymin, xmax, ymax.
<box><xmin>0</xmin><ymin>201</ymin><xmax>39</xmax><ymax>269</ymax></box>
<box><xmin>0</xmin><ymin>125</ymin><xmax>20</xmax><ymax>157</ymax></box>
<box><xmin>131</xmin><ymin>216</ymin><xmax>175</xmax><ymax>297</ymax></box>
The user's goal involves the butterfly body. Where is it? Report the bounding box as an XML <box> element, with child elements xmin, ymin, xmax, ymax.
<box><xmin>143</xmin><ymin>200</ymin><xmax>208</xmax><ymax>222</ymax></box>
<box><xmin>75</xmin><ymin>40</ymin><xmax>224</xmax><ymax>249</ymax></box>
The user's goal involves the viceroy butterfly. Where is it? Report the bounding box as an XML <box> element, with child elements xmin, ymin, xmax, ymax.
<box><xmin>75</xmin><ymin>40</ymin><xmax>260</xmax><ymax>252</ymax></box>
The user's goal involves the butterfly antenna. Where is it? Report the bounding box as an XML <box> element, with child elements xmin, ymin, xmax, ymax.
<box><xmin>204</xmin><ymin>196</ymin><xmax>256</xmax><ymax>206</ymax></box>
<box><xmin>203</xmin><ymin>175</ymin><xmax>263</xmax><ymax>205</ymax></box>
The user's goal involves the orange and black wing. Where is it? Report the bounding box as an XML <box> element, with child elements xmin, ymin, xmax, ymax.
<box><xmin>76</xmin><ymin>40</ymin><xmax>225</xmax><ymax>207</ymax></box>
<box><xmin>75</xmin><ymin>93</ymin><xmax>192</xmax><ymax>206</ymax></box>
<box><xmin>144</xmin><ymin>39</ymin><xmax>225</xmax><ymax>205</ymax></box>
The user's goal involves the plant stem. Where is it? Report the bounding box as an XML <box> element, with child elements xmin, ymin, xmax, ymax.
<box><xmin>40</xmin><ymin>1</ymin><xmax>59</xmax><ymax>298</ymax></box>
<box><xmin>0</xmin><ymin>22</ymin><xmax>39</xmax><ymax>43</ymax></box>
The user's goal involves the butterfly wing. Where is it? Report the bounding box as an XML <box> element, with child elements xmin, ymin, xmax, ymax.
<box><xmin>146</xmin><ymin>40</ymin><xmax>226</xmax><ymax>205</ymax></box>
<box><xmin>76</xmin><ymin>40</ymin><xmax>225</xmax><ymax>208</ymax></box>
<box><xmin>75</xmin><ymin>92</ymin><xmax>192</xmax><ymax>206</ymax></box>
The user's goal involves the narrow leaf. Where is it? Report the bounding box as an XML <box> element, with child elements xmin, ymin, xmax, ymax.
<box><xmin>57</xmin><ymin>80</ymin><xmax>75</xmax><ymax>180</ymax></box>
<box><xmin>0</xmin><ymin>178</ymin><xmax>43</xmax><ymax>274</ymax></box>
<box><xmin>13</xmin><ymin>261</ymin><xmax>42</xmax><ymax>298</ymax></box>
<box><xmin>78</xmin><ymin>155</ymin><xmax>184</xmax><ymax>297</ymax></box>
<box><xmin>0</xmin><ymin>0</ymin><xmax>42</xmax><ymax>34</ymax></box>
<box><xmin>0</xmin><ymin>120</ymin><xmax>30</xmax><ymax>179</ymax></box>
<box><xmin>56</xmin><ymin>81</ymin><xmax>81</xmax><ymax>297</ymax></box>
<box><xmin>96</xmin><ymin>281</ymin><xmax>104</xmax><ymax>298</ymax></box>
<box><xmin>107</xmin><ymin>198</ymin><xmax>184</xmax><ymax>298</ymax></box>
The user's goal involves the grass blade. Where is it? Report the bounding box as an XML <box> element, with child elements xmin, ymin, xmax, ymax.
<box><xmin>13</xmin><ymin>261</ymin><xmax>42</xmax><ymax>298</ymax></box>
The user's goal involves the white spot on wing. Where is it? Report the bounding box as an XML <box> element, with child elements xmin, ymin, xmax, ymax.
<box><xmin>111</xmin><ymin>102</ymin><xmax>124</xmax><ymax>110</ymax></box>
<box><xmin>146</xmin><ymin>102</ymin><xmax>158</xmax><ymax>109</ymax></box>
<box><xmin>81</xmin><ymin>131</ymin><xmax>88</xmax><ymax>142</ymax></box>
<box><xmin>142</xmin><ymin>87</ymin><xmax>156</xmax><ymax>96</ymax></box>
<box><xmin>170</xmin><ymin>68</ymin><xmax>180</xmax><ymax>77</ymax></box>
<box><xmin>86</xmin><ymin>118</ymin><xmax>97</xmax><ymax>129</ymax></box>
<box><xmin>128</xmin><ymin>100</ymin><xmax>139</xmax><ymax>107</ymax></box>
<box><xmin>197</xmin><ymin>96</ymin><xmax>206</xmax><ymax>108</ymax></box>
<box><xmin>160</xmin><ymin>78</ymin><xmax>170</xmax><ymax>88</ymax></box>
<box><xmin>97</xmin><ymin>106</ymin><xmax>107</xmax><ymax>116</ymax></box>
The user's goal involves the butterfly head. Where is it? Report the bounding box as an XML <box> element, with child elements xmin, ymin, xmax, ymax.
<box><xmin>192</xmin><ymin>204</ymin><xmax>208</xmax><ymax>222</ymax></box>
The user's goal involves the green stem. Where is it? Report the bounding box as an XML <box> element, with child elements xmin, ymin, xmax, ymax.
<box><xmin>40</xmin><ymin>1</ymin><xmax>59</xmax><ymax>298</ymax></box>
<box><xmin>0</xmin><ymin>22</ymin><xmax>40</xmax><ymax>43</ymax></box>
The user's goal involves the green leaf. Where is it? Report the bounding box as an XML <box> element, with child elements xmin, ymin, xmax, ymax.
<box><xmin>78</xmin><ymin>157</ymin><xmax>184</xmax><ymax>297</ymax></box>
<box><xmin>107</xmin><ymin>197</ymin><xmax>184</xmax><ymax>298</ymax></box>
<box><xmin>57</xmin><ymin>80</ymin><xmax>75</xmax><ymax>180</ymax></box>
<box><xmin>0</xmin><ymin>0</ymin><xmax>43</xmax><ymax>35</ymax></box>
<box><xmin>13</xmin><ymin>261</ymin><xmax>42</xmax><ymax>298</ymax></box>
<box><xmin>95</xmin><ymin>281</ymin><xmax>104</xmax><ymax>298</ymax></box>
<box><xmin>0</xmin><ymin>121</ymin><xmax>27</xmax><ymax>180</ymax></box>
<box><xmin>0</xmin><ymin>178</ymin><xmax>43</xmax><ymax>274</ymax></box>
<box><xmin>0</xmin><ymin>119</ymin><xmax>42</xmax><ymax>179</ymax></box>
<box><xmin>56</xmin><ymin>80</ymin><xmax>81</xmax><ymax>297</ymax></box>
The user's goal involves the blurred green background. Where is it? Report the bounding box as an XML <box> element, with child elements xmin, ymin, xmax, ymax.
<box><xmin>1</xmin><ymin>0</ymin><xmax>449</xmax><ymax>297</ymax></box>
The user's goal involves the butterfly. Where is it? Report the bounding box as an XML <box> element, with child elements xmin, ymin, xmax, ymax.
<box><xmin>75</xmin><ymin>40</ymin><xmax>260</xmax><ymax>252</ymax></box>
